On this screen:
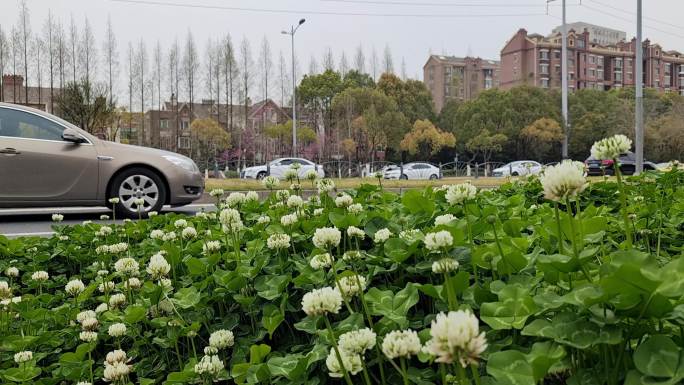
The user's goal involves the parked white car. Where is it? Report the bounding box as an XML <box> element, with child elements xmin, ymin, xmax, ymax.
<box><xmin>492</xmin><ymin>161</ymin><xmax>543</xmax><ymax>177</ymax></box>
<box><xmin>240</xmin><ymin>157</ymin><xmax>325</xmax><ymax>180</ymax></box>
<box><xmin>383</xmin><ymin>162</ymin><xmax>441</xmax><ymax>180</ymax></box>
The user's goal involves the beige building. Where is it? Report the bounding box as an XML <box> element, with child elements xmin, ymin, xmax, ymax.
<box><xmin>1</xmin><ymin>74</ymin><xmax>60</xmax><ymax>114</ymax></box>
<box><xmin>423</xmin><ymin>55</ymin><xmax>500</xmax><ymax>112</ymax></box>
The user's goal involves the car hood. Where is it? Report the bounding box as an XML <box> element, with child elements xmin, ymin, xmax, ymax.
<box><xmin>492</xmin><ymin>167</ymin><xmax>506</xmax><ymax>172</ymax></box>
<box><xmin>99</xmin><ymin>140</ymin><xmax>189</xmax><ymax>160</ymax></box>
<box><xmin>243</xmin><ymin>165</ymin><xmax>267</xmax><ymax>173</ymax></box>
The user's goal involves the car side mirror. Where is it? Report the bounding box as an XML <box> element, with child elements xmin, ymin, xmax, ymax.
<box><xmin>62</xmin><ymin>128</ymin><xmax>85</xmax><ymax>143</ymax></box>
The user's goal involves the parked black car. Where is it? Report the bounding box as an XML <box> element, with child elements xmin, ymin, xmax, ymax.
<box><xmin>584</xmin><ymin>151</ymin><xmax>657</xmax><ymax>176</ymax></box>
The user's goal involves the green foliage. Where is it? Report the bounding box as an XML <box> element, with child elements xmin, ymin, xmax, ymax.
<box><xmin>56</xmin><ymin>80</ymin><xmax>117</xmax><ymax>136</ymax></box>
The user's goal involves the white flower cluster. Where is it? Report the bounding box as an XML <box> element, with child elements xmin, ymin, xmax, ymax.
<box><xmin>382</xmin><ymin>329</ymin><xmax>422</xmax><ymax>359</ymax></box>
<box><xmin>32</xmin><ymin>270</ymin><xmax>49</xmax><ymax>281</ymax></box>
<box><xmin>347</xmin><ymin>226</ymin><xmax>365</xmax><ymax>239</ymax></box>
<box><xmin>275</xmin><ymin>189</ymin><xmax>290</xmax><ymax>201</ymax></box>
<box><xmin>342</xmin><ymin>251</ymin><xmax>363</xmax><ymax>261</ymax></box>
<box><xmin>424</xmin><ymin>231</ymin><xmax>454</xmax><ymax>252</ymax></box>
<box><xmin>150</xmin><ymin>229</ymin><xmax>164</xmax><ymax>239</ymax></box>
<box><xmin>105</xmin><ymin>242</ymin><xmax>129</xmax><ymax>254</ymax></box>
<box><xmin>147</xmin><ymin>253</ymin><xmax>171</xmax><ymax>280</ymax></box>
<box><xmin>280</xmin><ymin>213</ymin><xmax>299</xmax><ymax>226</ymax></box>
<box><xmin>103</xmin><ymin>350</ymin><xmax>131</xmax><ymax>382</ymax></box>
<box><xmin>432</xmin><ymin>258</ymin><xmax>459</xmax><ymax>274</ymax></box>
<box><xmin>305</xmin><ymin>169</ymin><xmax>319</xmax><ymax>181</ymax></box>
<box><xmin>162</xmin><ymin>232</ymin><xmax>177</xmax><ymax>242</ymax></box>
<box><xmin>0</xmin><ymin>281</ymin><xmax>12</xmax><ymax>299</ymax></box>
<box><xmin>219</xmin><ymin>208</ymin><xmax>243</xmax><ymax>233</ymax></box>
<box><xmin>98</xmin><ymin>281</ymin><xmax>115</xmax><ymax>293</ymax></box>
<box><xmin>335</xmin><ymin>275</ymin><xmax>367</xmax><ymax>298</ymax></box>
<box><xmin>590</xmin><ymin>134</ymin><xmax>632</xmax><ymax>160</ymax></box>
<box><xmin>225</xmin><ymin>192</ymin><xmax>246</xmax><ymax>207</ymax></box>
<box><xmin>174</xmin><ymin>219</ymin><xmax>188</xmax><ymax>228</ymax></box>
<box><xmin>267</xmin><ymin>233</ymin><xmax>291</xmax><ymax>250</ymax></box>
<box><xmin>540</xmin><ymin>160</ymin><xmax>587</xmax><ymax>203</ymax></box>
<box><xmin>423</xmin><ymin>310</ymin><xmax>487</xmax><ymax>367</ymax></box>
<box><xmin>335</xmin><ymin>194</ymin><xmax>354</xmax><ymax>208</ymax></box>
<box><xmin>284</xmin><ymin>168</ymin><xmax>299</xmax><ymax>181</ymax></box>
<box><xmin>209</xmin><ymin>188</ymin><xmax>224</xmax><ymax>197</ymax></box>
<box><xmin>287</xmin><ymin>195</ymin><xmax>304</xmax><ymax>208</ymax></box>
<box><xmin>257</xmin><ymin>216</ymin><xmax>271</xmax><ymax>225</ymax></box>
<box><xmin>301</xmin><ymin>287</ymin><xmax>343</xmax><ymax>316</ymax></box>
<box><xmin>445</xmin><ymin>183</ymin><xmax>477</xmax><ymax>205</ymax></box>
<box><xmin>399</xmin><ymin>229</ymin><xmax>423</xmax><ymax>244</ymax></box>
<box><xmin>434</xmin><ymin>214</ymin><xmax>456</xmax><ymax>226</ymax></box>
<box><xmin>203</xmin><ymin>241</ymin><xmax>221</xmax><ymax>254</ymax></box>
<box><xmin>108</xmin><ymin>323</ymin><xmax>127</xmax><ymax>337</ymax></box>
<box><xmin>5</xmin><ymin>267</ymin><xmax>18</xmax><ymax>278</ymax></box>
<box><xmin>109</xmin><ymin>293</ymin><xmax>126</xmax><ymax>309</ymax></box>
<box><xmin>65</xmin><ymin>279</ymin><xmax>85</xmax><ymax>296</ymax></box>
<box><xmin>347</xmin><ymin>203</ymin><xmax>364</xmax><ymax>214</ymax></box>
<box><xmin>313</xmin><ymin>227</ymin><xmax>342</xmax><ymax>249</ymax></box>
<box><xmin>245</xmin><ymin>190</ymin><xmax>259</xmax><ymax>202</ymax></box>
<box><xmin>181</xmin><ymin>227</ymin><xmax>197</xmax><ymax>239</ymax></box>
<box><xmin>262</xmin><ymin>175</ymin><xmax>280</xmax><ymax>189</ymax></box>
<box><xmin>14</xmin><ymin>350</ymin><xmax>32</xmax><ymax>363</ymax></box>
<box><xmin>194</xmin><ymin>354</ymin><xmax>224</xmax><ymax>377</ymax></box>
<box><xmin>316</xmin><ymin>178</ymin><xmax>336</xmax><ymax>194</ymax></box>
<box><xmin>326</xmin><ymin>348</ymin><xmax>363</xmax><ymax>378</ymax></box>
<box><xmin>96</xmin><ymin>226</ymin><xmax>113</xmax><ymax>237</ymax></box>
<box><xmin>114</xmin><ymin>257</ymin><xmax>140</xmax><ymax>276</ymax></box>
<box><xmin>52</xmin><ymin>214</ymin><xmax>64</xmax><ymax>222</ymax></box>
<box><xmin>310</xmin><ymin>253</ymin><xmax>334</xmax><ymax>270</ymax></box>
<box><xmin>209</xmin><ymin>329</ymin><xmax>235</xmax><ymax>349</ymax></box>
<box><xmin>126</xmin><ymin>277</ymin><xmax>142</xmax><ymax>290</ymax></box>
<box><xmin>339</xmin><ymin>328</ymin><xmax>377</xmax><ymax>355</ymax></box>
<box><xmin>374</xmin><ymin>228</ymin><xmax>392</xmax><ymax>243</ymax></box>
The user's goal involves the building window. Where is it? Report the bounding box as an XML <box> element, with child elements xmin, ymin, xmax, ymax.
<box><xmin>541</xmin><ymin>78</ymin><xmax>549</xmax><ymax>88</ymax></box>
<box><xmin>540</xmin><ymin>64</ymin><xmax>549</xmax><ymax>74</ymax></box>
<box><xmin>178</xmin><ymin>136</ymin><xmax>191</xmax><ymax>149</ymax></box>
<box><xmin>554</xmin><ymin>50</ymin><xmax>561</xmax><ymax>59</ymax></box>
<box><xmin>555</xmin><ymin>64</ymin><xmax>561</xmax><ymax>74</ymax></box>
<box><xmin>615</xmin><ymin>73</ymin><xmax>623</xmax><ymax>82</ymax></box>
<box><xmin>597</xmin><ymin>69</ymin><xmax>604</xmax><ymax>79</ymax></box>
<box><xmin>597</xmin><ymin>56</ymin><xmax>604</xmax><ymax>66</ymax></box>
<box><xmin>615</xmin><ymin>58</ymin><xmax>623</xmax><ymax>69</ymax></box>
<box><xmin>181</xmin><ymin>120</ymin><xmax>189</xmax><ymax>130</ymax></box>
<box><xmin>588</xmin><ymin>69</ymin><xmax>596</xmax><ymax>77</ymax></box>
<box><xmin>160</xmin><ymin>119</ymin><xmax>168</xmax><ymax>129</ymax></box>
<box><xmin>589</xmin><ymin>55</ymin><xmax>596</xmax><ymax>64</ymax></box>
<box><xmin>626</xmin><ymin>59</ymin><xmax>632</xmax><ymax>68</ymax></box>
<box><xmin>539</xmin><ymin>50</ymin><xmax>549</xmax><ymax>60</ymax></box>
<box><xmin>484</xmin><ymin>78</ymin><xmax>493</xmax><ymax>89</ymax></box>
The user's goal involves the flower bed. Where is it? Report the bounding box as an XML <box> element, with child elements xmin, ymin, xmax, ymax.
<box><xmin>1</xmin><ymin>151</ymin><xmax>683</xmax><ymax>384</ymax></box>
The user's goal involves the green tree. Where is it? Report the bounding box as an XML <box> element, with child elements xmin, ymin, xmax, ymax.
<box><xmin>400</xmin><ymin>119</ymin><xmax>455</xmax><ymax>160</ymax></box>
<box><xmin>342</xmin><ymin>69</ymin><xmax>375</xmax><ymax>89</ymax></box>
<box><xmin>190</xmin><ymin>118</ymin><xmax>231</xmax><ymax>162</ymax></box>
<box><xmin>56</xmin><ymin>80</ymin><xmax>116</xmax><ymax>136</ymax></box>
<box><xmin>521</xmin><ymin>118</ymin><xmax>564</xmax><ymax>162</ymax></box>
<box><xmin>377</xmin><ymin>73</ymin><xmax>435</xmax><ymax>123</ymax></box>
<box><xmin>297</xmin><ymin>69</ymin><xmax>344</xmax><ymax>155</ymax></box>
<box><xmin>264</xmin><ymin>120</ymin><xmax>316</xmax><ymax>156</ymax></box>
<box><xmin>466</xmin><ymin>129</ymin><xmax>508</xmax><ymax>163</ymax></box>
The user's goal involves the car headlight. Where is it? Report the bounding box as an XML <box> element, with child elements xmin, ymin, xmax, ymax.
<box><xmin>163</xmin><ymin>155</ymin><xmax>199</xmax><ymax>172</ymax></box>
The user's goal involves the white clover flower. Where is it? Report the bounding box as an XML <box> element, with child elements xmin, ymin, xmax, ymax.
<box><xmin>77</xmin><ymin>310</ymin><xmax>97</xmax><ymax>323</ymax></box>
<box><xmin>382</xmin><ymin>329</ymin><xmax>421</xmax><ymax>359</ymax></box>
<box><xmin>347</xmin><ymin>226</ymin><xmax>365</xmax><ymax>239</ymax></box>
<box><xmin>114</xmin><ymin>257</ymin><xmax>140</xmax><ymax>276</ymax></box>
<box><xmin>108</xmin><ymin>242</ymin><xmax>129</xmax><ymax>254</ymax></box>
<box><xmin>225</xmin><ymin>192</ymin><xmax>246</xmax><ymax>207</ymax></box>
<box><xmin>174</xmin><ymin>219</ymin><xmax>188</xmax><ymax>228</ymax></box>
<box><xmin>257</xmin><ymin>216</ymin><xmax>271</xmax><ymax>225</ymax></box>
<box><xmin>108</xmin><ymin>293</ymin><xmax>126</xmax><ymax>309</ymax></box>
<box><xmin>289</xmin><ymin>183</ymin><xmax>300</xmax><ymax>191</ymax></box>
<box><xmin>435</xmin><ymin>214</ymin><xmax>456</xmax><ymax>226</ymax></box>
<box><xmin>196</xmin><ymin>211</ymin><xmax>208</xmax><ymax>219</ymax></box>
<box><xmin>194</xmin><ymin>354</ymin><xmax>224</xmax><ymax>377</ymax></box>
<box><xmin>52</xmin><ymin>214</ymin><xmax>64</xmax><ymax>222</ymax></box>
<box><xmin>301</xmin><ymin>287</ymin><xmax>343</xmax><ymax>316</ymax></box>
<box><xmin>126</xmin><ymin>277</ymin><xmax>142</xmax><ymax>290</ymax></box>
<box><xmin>103</xmin><ymin>361</ymin><xmax>131</xmax><ymax>382</ymax></box>
<box><xmin>182</xmin><ymin>227</ymin><xmax>198</xmax><ymax>239</ymax></box>
<box><xmin>305</xmin><ymin>169</ymin><xmax>319</xmax><ymax>181</ymax></box>
<box><xmin>432</xmin><ymin>258</ymin><xmax>459</xmax><ymax>274</ymax></box>
<box><xmin>445</xmin><ymin>183</ymin><xmax>478</xmax><ymax>205</ymax></box>
<box><xmin>313</xmin><ymin>227</ymin><xmax>342</xmax><ymax>249</ymax></box>
<box><xmin>150</xmin><ymin>229</ymin><xmax>164</xmax><ymax>239</ymax></box>
<box><xmin>262</xmin><ymin>176</ymin><xmax>280</xmax><ymax>189</ymax></box>
<box><xmin>123</xmin><ymin>218</ymin><xmax>132</xmax><ymax>223</ymax></box>
<box><xmin>287</xmin><ymin>195</ymin><xmax>304</xmax><ymax>208</ymax></box>
<box><xmin>591</xmin><ymin>134</ymin><xmax>632</xmax><ymax>160</ymax></box>
<box><xmin>159</xmin><ymin>278</ymin><xmax>173</xmax><ymax>291</ymax></box>
<box><xmin>81</xmin><ymin>317</ymin><xmax>99</xmax><ymax>332</ymax></box>
<box><xmin>374</xmin><ymin>228</ymin><xmax>392</xmax><ymax>243</ymax></box>
<box><xmin>309</xmin><ymin>195</ymin><xmax>321</xmax><ymax>205</ymax></box>
<box><xmin>147</xmin><ymin>253</ymin><xmax>171</xmax><ymax>279</ymax></box>
<box><xmin>335</xmin><ymin>194</ymin><xmax>354</xmax><ymax>208</ymax></box>
<box><xmin>310</xmin><ymin>253</ymin><xmax>333</xmax><ymax>270</ymax></box>
<box><xmin>108</xmin><ymin>323</ymin><xmax>127</xmax><ymax>337</ymax></box>
<box><xmin>540</xmin><ymin>160</ymin><xmax>588</xmax><ymax>202</ymax></box>
<box><xmin>97</xmin><ymin>226</ymin><xmax>113</xmax><ymax>237</ymax></box>
<box><xmin>267</xmin><ymin>233</ymin><xmax>291</xmax><ymax>250</ymax></box>
<box><xmin>148</xmin><ymin>211</ymin><xmax>158</xmax><ymax>217</ymax></box>
<box><xmin>219</xmin><ymin>208</ymin><xmax>243</xmax><ymax>233</ymax></box>
<box><xmin>335</xmin><ymin>275</ymin><xmax>367</xmax><ymax>298</ymax></box>
<box><xmin>133</xmin><ymin>198</ymin><xmax>145</xmax><ymax>208</ymax></box>
<box><xmin>339</xmin><ymin>328</ymin><xmax>377</xmax><ymax>355</ymax></box>
<box><xmin>108</xmin><ymin>197</ymin><xmax>120</xmax><ymax>204</ymax></box>
<box><xmin>316</xmin><ymin>178</ymin><xmax>336</xmax><ymax>194</ymax></box>
<box><xmin>348</xmin><ymin>203</ymin><xmax>364</xmax><ymax>214</ymax></box>
<box><xmin>209</xmin><ymin>329</ymin><xmax>235</xmax><ymax>349</ymax></box>
<box><xmin>280</xmin><ymin>213</ymin><xmax>299</xmax><ymax>227</ymax></box>
<box><xmin>313</xmin><ymin>208</ymin><xmax>324</xmax><ymax>216</ymax></box>
<box><xmin>424</xmin><ymin>231</ymin><xmax>454</xmax><ymax>252</ymax></box>
<box><xmin>0</xmin><ymin>281</ymin><xmax>10</xmax><ymax>298</ymax></box>
<box><xmin>82</xmin><ymin>220</ymin><xmax>93</xmax><ymax>225</ymax></box>
<box><xmin>80</xmin><ymin>331</ymin><xmax>98</xmax><ymax>343</ymax></box>
<box><xmin>5</xmin><ymin>267</ymin><xmax>19</xmax><ymax>278</ymax></box>
<box><xmin>203</xmin><ymin>241</ymin><xmax>221</xmax><ymax>254</ymax></box>
<box><xmin>245</xmin><ymin>190</ymin><xmax>259</xmax><ymax>202</ymax></box>
<box><xmin>204</xmin><ymin>346</ymin><xmax>218</xmax><ymax>355</ymax></box>
<box><xmin>77</xmin><ymin>382</ymin><xmax>93</xmax><ymax>385</ymax></box>
<box><xmin>14</xmin><ymin>351</ymin><xmax>32</xmax><ymax>363</ymax></box>
<box><xmin>95</xmin><ymin>303</ymin><xmax>109</xmax><ymax>314</ymax></box>
<box><xmin>423</xmin><ymin>310</ymin><xmax>487</xmax><ymax>367</ymax></box>
<box><xmin>97</xmin><ymin>270</ymin><xmax>109</xmax><ymax>277</ymax></box>
<box><xmin>399</xmin><ymin>229</ymin><xmax>423</xmax><ymax>244</ymax></box>
<box><xmin>100</xmin><ymin>215</ymin><xmax>110</xmax><ymax>220</ymax></box>
<box><xmin>275</xmin><ymin>189</ymin><xmax>291</xmax><ymax>201</ymax></box>
<box><xmin>105</xmin><ymin>349</ymin><xmax>127</xmax><ymax>365</ymax></box>
<box><xmin>284</xmin><ymin>168</ymin><xmax>299</xmax><ymax>182</ymax></box>
<box><xmin>209</xmin><ymin>189</ymin><xmax>224</xmax><ymax>197</ymax></box>
<box><xmin>342</xmin><ymin>250</ymin><xmax>363</xmax><ymax>261</ymax></box>
<box><xmin>65</xmin><ymin>279</ymin><xmax>85</xmax><ymax>296</ymax></box>
<box><xmin>59</xmin><ymin>235</ymin><xmax>69</xmax><ymax>241</ymax></box>
<box><xmin>95</xmin><ymin>245</ymin><xmax>109</xmax><ymax>254</ymax></box>
<box><xmin>162</xmin><ymin>231</ymin><xmax>177</xmax><ymax>242</ymax></box>
<box><xmin>326</xmin><ymin>348</ymin><xmax>363</xmax><ymax>378</ymax></box>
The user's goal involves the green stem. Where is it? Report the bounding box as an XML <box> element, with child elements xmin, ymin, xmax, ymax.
<box><xmin>400</xmin><ymin>357</ymin><xmax>409</xmax><ymax>385</ymax></box>
<box><xmin>361</xmin><ymin>359</ymin><xmax>373</xmax><ymax>385</ymax></box>
<box><xmin>463</xmin><ymin>201</ymin><xmax>477</xmax><ymax>281</ymax></box>
<box><xmin>440</xmin><ymin>364</ymin><xmax>448</xmax><ymax>385</ymax></box>
<box><xmin>324</xmin><ymin>316</ymin><xmax>354</xmax><ymax>385</ymax></box>
<box><xmin>470</xmin><ymin>364</ymin><xmax>481</xmax><ymax>385</ymax></box>
<box><xmin>490</xmin><ymin>222</ymin><xmax>511</xmax><ymax>279</ymax></box>
<box><xmin>554</xmin><ymin>203</ymin><xmax>565</xmax><ymax>255</ymax></box>
<box><xmin>614</xmin><ymin>159</ymin><xmax>633</xmax><ymax>248</ymax></box>
<box><xmin>443</xmin><ymin>272</ymin><xmax>458</xmax><ymax>310</ymax></box>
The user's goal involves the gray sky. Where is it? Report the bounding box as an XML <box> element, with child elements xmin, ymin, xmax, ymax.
<box><xmin>2</xmin><ymin>0</ymin><xmax>683</xmax><ymax>102</ymax></box>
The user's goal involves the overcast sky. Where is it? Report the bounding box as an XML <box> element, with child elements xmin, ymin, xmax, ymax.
<box><xmin>2</xmin><ymin>0</ymin><xmax>683</xmax><ymax>101</ymax></box>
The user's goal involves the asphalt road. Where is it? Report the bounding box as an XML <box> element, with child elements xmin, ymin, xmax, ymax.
<box><xmin>0</xmin><ymin>204</ymin><xmax>216</xmax><ymax>238</ymax></box>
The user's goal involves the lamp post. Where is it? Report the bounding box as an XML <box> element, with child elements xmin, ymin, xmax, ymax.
<box><xmin>282</xmin><ymin>18</ymin><xmax>306</xmax><ymax>158</ymax></box>
<box><xmin>635</xmin><ymin>0</ymin><xmax>644</xmax><ymax>173</ymax></box>
<box><xmin>548</xmin><ymin>0</ymin><xmax>569</xmax><ymax>159</ymax></box>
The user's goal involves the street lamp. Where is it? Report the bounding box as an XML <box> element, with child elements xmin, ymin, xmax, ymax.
<box><xmin>282</xmin><ymin>18</ymin><xmax>306</xmax><ymax>158</ymax></box>
<box><xmin>548</xmin><ymin>0</ymin><xmax>570</xmax><ymax>159</ymax></box>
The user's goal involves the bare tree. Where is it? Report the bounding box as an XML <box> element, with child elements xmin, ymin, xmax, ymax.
<box><xmin>354</xmin><ymin>44</ymin><xmax>365</xmax><ymax>73</ymax></box>
<box><xmin>153</xmin><ymin>40</ymin><xmax>162</xmax><ymax>111</ymax></box>
<box><xmin>55</xmin><ymin>21</ymin><xmax>66</xmax><ymax>94</ymax></box>
<box><xmin>18</xmin><ymin>0</ymin><xmax>30</xmax><ymax>103</ymax></box>
<box><xmin>69</xmin><ymin>15</ymin><xmax>77</xmax><ymax>84</ymax></box>
<box><xmin>401</xmin><ymin>57</ymin><xmax>407</xmax><ymax>80</ymax></box>
<box><xmin>383</xmin><ymin>44</ymin><xmax>393</xmax><ymax>74</ymax></box>
<box><xmin>79</xmin><ymin>16</ymin><xmax>96</xmax><ymax>91</ymax></box>
<box><xmin>126</xmin><ymin>42</ymin><xmax>135</xmax><ymax>141</ymax></box>
<box><xmin>43</xmin><ymin>11</ymin><xmax>56</xmax><ymax>111</ymax></box>
<box><xmin>0</xmin><ymin>25</ymin><xmax>7</xmax><ymax>102</ymax></box>
<box><xmin>10</xmin><ymin>27</ymin><xmax>20</xmax><ymax>103</ymax></box>
<box><xmin>103</xmin><ymin>15</ymin><xmax>118</xmax><ymax>105</ymax></box>
<box><xmin>221</xmin><ymin>33</ymin><xmax>238</xmax><ymax>135</ymax></box>
<box><xmin>239</xmin><ymin>36</ymin><xmax>252</xmax><ymax>166</ymax></box>
<box><xmin>370</xmin><ymin>45</ymin><xmax>378</xmax><ymax>80</ymax></box>
<box><xmin>277</xmin><ymin>50</ymin><xmax>289</xmax><ymax>108</ymax></box>
<box><xmin>339</xmin><ymin>51</ymin><xmax>349</xmax><ymax>77</ymax></box>
<box><xmin>31</xmin><ymin>36</ymin><xmax>43</xmax><ymax>105</ymax></box>
<box><xmin>182</xmin><ymin>31</ymin><xmax>198</xmax><ymax>116</ymax></box>
<box><xmin>258</xmin><ymin>36</ymin><xmax>272</xmax><ymax>103</ymax></box>
<box><xmin>168</xmin><ymin>38</ymin><xmax>180</xmax><ymax>150</ymax></box>
<box><xmin>322</xmin><ymin>47</ymin><xmax>334</xmax><ymax>71</ymax></box>
<box><xmin>308</xmin><ymin>55</ymin><xmax>319</xmax><ymax>75</ymax></box>
<box><xmin>135</xmin><ymin>39</ymin><xmax>147</xmax><ymax>145</ymax></box>
<box><xmin>213</xmin><ymin>38</ymin><xmax>220</xmax><ymax>110</ymax></box>
<box><xmin>204</xmin><ymin>38</ymin><xmax>214</xmax><ymax>103</ymax></box>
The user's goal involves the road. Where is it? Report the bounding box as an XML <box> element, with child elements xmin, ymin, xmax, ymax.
<box><xmin>0</xmin><ymin>204</ymin><xmax>216</xmax><ymax>238</ymax></box>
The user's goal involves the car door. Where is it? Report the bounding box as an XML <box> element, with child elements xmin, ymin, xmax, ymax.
<box><xmin>271</xmin><ymin>158</ymin><xmax>293</xmax><ymax>179</ymax></box>
<box><xmin>0</xmin><ymin>106</ymin><xmax>99</xmax><ymax>203</ymax></box>
<box><xmin>295</xmin><ymin>158</ymin><xmax>314</xmax><ymax>178</ymax></box>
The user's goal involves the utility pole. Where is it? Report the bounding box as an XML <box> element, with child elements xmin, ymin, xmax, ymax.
<box><xmin>548</xmin><ymin>0</ymin><xmax>570</xmax><ymax>159</ymax></box>
<box><xmin>635</xmin><ymin>0</ymin><xmax>644</xmax><ymax>173</ymax></box>
<box><xmin>282</xmin><ymin>19</ymin><xmax>305</xmax><ymax>158</ymax></box>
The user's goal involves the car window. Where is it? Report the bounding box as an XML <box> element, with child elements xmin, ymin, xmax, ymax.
<box><xmin>278</xmin><ymin>159</ymin><xmax>294</xmax><ymax>166</ymax></box>
<box><xmin>296</xmin><ymin>159</ymin><xmax>313</xmax><ymax>166</ymax></box>
<box><xmin>413</xmin><ymin>164</ymin><xmax>429</xmax><ymax>169</ymax></box>
<box><xmin>0</xmin><ymin>107</ymin><xmax>65</xmax><ymax>141</ymax></box>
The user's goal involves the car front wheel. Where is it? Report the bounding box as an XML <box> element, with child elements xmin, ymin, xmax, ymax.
<box><xmin>109</xmin><ymin>167</ymin><xmax>167</xmax><ymax>218</ymax></box>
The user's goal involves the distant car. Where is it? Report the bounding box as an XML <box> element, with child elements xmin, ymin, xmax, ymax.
<box><xmin>0</xmin><ymin>103</ymin><xmax>204</xmax><ymax>218</ymax></box>
<box><xmin>492</xmin><ymin>161</ymin><xmax>543</xmax><ymax>177</ymax></box>
<box><xmin>383</xmin><ymin>162</ymin><xmax>441</xmax><ymax>180</ymax></box>
<box><xmin>584</xmin><ymin>151</ymin><xmax>657</xmax><ymax>176</ymax></box>
<box><xmin>240</xmin><ymin>157</ymin><xmax>324</xmax><ymax>180</ymax></box>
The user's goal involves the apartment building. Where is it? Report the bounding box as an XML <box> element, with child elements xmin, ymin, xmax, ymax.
<box><xmin>423</xmin><ymin>55</ymin><xmax>500</xmax><ymax>112</ymax></box>
<box><xmin>1</xmin><ymin>74</ymin><xmax>61</xmax><ymax>114</ymax></box>
<box><xmin>500</xmin><ymin>27</ymin><xmax>684</xmax><ymax>94</ymax></box>
<box><xmin>551</xmin><ymin>22</ymin><xmax>626</xmax><ymax>46</ymax></box>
